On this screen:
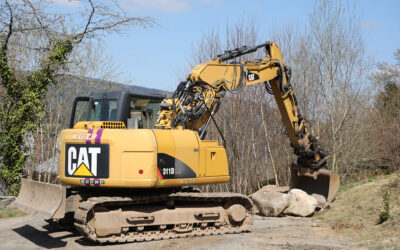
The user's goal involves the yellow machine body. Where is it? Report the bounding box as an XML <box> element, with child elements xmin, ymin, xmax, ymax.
<box><xmin>58</xmin><ymin>124</ymin><xmax>229</xmax><ymax>189</ymax></box>
<box><xmin>13</xmin><ymin>42</ymin><xmax>340</xmax><ymax>243</ymax></box>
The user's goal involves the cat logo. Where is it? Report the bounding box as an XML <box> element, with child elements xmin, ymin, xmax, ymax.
<box><xmin>65</xmin><ymin>144</ymin><xmax>109</xmax><ymax>178</ymax></box>
<box><xmin>247</xmin><ymin>73</ymin><xmax>259</xmax><ymax>82</ymax></box>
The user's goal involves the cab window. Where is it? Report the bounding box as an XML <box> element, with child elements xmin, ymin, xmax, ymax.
<box><xmin>127</xmin><ymin>97</ymin><xmax>161</xmax><ymax>129</ymax></box>
<box><xmin>73</xmin><ymin>100</ymin><xmax>89</xmax><ymax>126</ymax></box>
<box><xmin>90</xmin><ymin>100</ymin><xmax>118</xmax><ymax>121</ymax></box>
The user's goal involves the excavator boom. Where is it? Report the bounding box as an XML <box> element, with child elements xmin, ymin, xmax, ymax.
<box><xmin>156</xmin><ymin>41</ymin><xmax>339</xmax><ymax>204</ymax></box>
<box><xmin>13</xmin><ymin>41</ymin><xmax>339</xmax><ymax>244</ymax></box>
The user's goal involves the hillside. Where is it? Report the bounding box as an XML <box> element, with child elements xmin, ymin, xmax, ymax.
<box><xmin>317</xmin><ymin>173</ymin><xmax>400</xmax><ymax>248</ymax></box>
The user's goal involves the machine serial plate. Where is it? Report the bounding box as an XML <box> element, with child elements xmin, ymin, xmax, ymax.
<box><xmin>65</xmin><ymin>144</ymin><xmax>109</xmax><ymax>178</ymax></box>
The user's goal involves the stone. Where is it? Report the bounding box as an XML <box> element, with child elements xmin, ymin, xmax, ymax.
<box><xmin>284</xmin><ymin>189</ymin><xmax>317</xmax><ymax>217</ymax></box>
<box><xmin>311</xmin><ymin>194</ymin><xmax>327</xmax><ymax>208</ymax></box>
<box><xmin>0</xmin><ymin>196</ymin><xmax>15</xmax><ymax>209</ymax></box>
<box><xmin>257</xmin><ymin>185</ymin><xmax>289</xmax><ymax>193</ymax></box>
<box><xmin>250</xmin><ymin>190</ymin><xmax>290</xmax><ymax>217</ymax></box>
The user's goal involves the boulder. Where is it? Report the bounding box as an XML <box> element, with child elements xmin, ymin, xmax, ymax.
<box><xmin>311</xmin><ymin>194</ymin><xmax>327</xmax><ymax>209</ymax></box>
<box><xmin>257</xmin><ymin>185</ymin><xmax>289</xmax><ymax>193</ymax></box>
<box><xmin>284</xmin><ymin>189</ymin><xmax>317</xmax><ymax>217</ymax></box>
<box><xmin>0</xmin><ymin>196</ymin><xmax>15</xmax><ymax>209</ymax></box>
<box><xmin>250</xmin><ymin>190</ymin><xmax>290</xmax><ymax>217</ymax></box>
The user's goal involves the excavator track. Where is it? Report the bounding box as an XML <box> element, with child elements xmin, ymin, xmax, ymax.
<box><xmin>74</xmin><ymin>192</ymin><xmax>254</xmax><ymax>243</ymax></box>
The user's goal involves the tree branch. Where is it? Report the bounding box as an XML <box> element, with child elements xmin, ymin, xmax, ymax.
<box><xmin>0</xmin><ymin>0</ymin><xmax>18</xmax><ymax>93</ymax></box>
<box><xmin>23</xmin><ymin>0</ymin><xmax>51</xmax><ymax>41</ymax></box>
<box><xmin>333</xmin><ymin>86</ymin><xmax>361</xmax><ymax>137</ymax></box>
<box><xmin>75</xmin><ymin>0</ymin><xmax>95</xmax><ymax>43</ymax></box>
<box><xmin>1</xmin><ymin>1</ymin><xmax>13</xmax><ymax>53</ymax></box>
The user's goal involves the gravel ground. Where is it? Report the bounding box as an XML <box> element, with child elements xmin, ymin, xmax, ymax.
<box><xmin>0</xmin><ymin>213</ymin><xmax>358</xmax><ymax>249</ymax></box>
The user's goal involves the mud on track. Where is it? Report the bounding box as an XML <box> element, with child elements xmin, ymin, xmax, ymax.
<box><xmin>0</xmin><ymin>214</ymin><xmax>356</xmax><ymax>249</ymax></box>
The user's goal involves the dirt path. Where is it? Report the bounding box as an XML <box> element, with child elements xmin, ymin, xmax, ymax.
<box><xmin>0</xmin><ymin>214</ymin><xmax>356</xmax><ymax>249</ymax></box>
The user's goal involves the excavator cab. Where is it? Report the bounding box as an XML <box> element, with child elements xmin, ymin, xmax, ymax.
<box><xmin>13</xmin><ymin>90</ymin><xmax>166</xmax><ymax>218</ymax></box>
<box><xmin>70</xmin><ymin>90</ymin><xmax>165</xmax><ymax>129</ymax></box>
<box><xmin>12</xmin><ymin>42</ymin><xmax>340</xmax><ymax>243</ymax></box>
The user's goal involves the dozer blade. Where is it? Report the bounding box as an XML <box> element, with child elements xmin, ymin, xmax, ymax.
<box><xmin>290</xmin><ymin>166</ymin><xmax>340</xmax><ymax>207</ymax></box>
<box><xmin>11</xmin><ymin>178</ymin><xmax>66</xmax><ymax>220</ymax></box>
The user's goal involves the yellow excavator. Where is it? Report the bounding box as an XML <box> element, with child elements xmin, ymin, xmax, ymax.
<box><xmin>13</xmin><ymin>41</ymin><xmax>339</xmax><ymax>243</ymax></box>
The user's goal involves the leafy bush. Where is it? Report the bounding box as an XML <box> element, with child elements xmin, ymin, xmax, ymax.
<box><xmin>378</xmin><ymin>190</ymin><xmax>390</xmax><ymax>224</ymax></box>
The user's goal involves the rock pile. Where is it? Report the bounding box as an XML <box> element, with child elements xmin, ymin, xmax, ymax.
<box><xmin>250</xmin><ymin>185</ymin><xmax>327</xmax><ymax>217</ymax></box>
<box><xmin>251</xmin><ymin>189</ymin><xmax>289</xmax><ymax>217</ymax></box>
<box><xmin>284</xmin><ymin>189</ymin><xmax>317</xmax><ymax>217</ymax></box>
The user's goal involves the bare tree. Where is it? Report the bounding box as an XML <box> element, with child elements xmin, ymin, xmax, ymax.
<box><xmin>0</xmin><ymin>0</ymin><xmax>155</xmax><ymax>190</ymax></box>
<box><xmin>187</xmin><ymin>18</ymin><xmax>290</xmax><ymax>194</ymax></box>
<box><xmin>187</xmin><ymin>1</ymin><xmax>375</xmax><ymax>194</ymax></box>
<box><xmin>269</xmin><ymin>1</ymin><xmax>374</xmax><ymax>181</ymax></box>
<box><xmin>308</xmin><ymin>0</ymin><xmax>372</xmax><ymax>173</ymax></box>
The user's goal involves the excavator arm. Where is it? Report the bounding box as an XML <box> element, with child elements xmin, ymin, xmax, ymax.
<box><xmin>156</xmin><ymin>41</ymin><xmax>339</xmax><ymax>204</ymax></box>
<box><xmin>12</xmin><ymin>42</ymin><xmax>339</xmax><ymax>239</ymax></box>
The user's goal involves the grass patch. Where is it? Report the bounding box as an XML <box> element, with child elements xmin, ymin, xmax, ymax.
<box><xmin>338</xmin><ymin>175</ymin><xmax>377</xmax><ymax>194</ymax></box>
<box><xmin>0</xmin><ymin>207</ymin><xmax>26</xmax><ymax>218</ymax></box>
<box><xmin>317</xmin><ymin>173</ymin><xmax>400</xmax><ymax>248</ymax></box>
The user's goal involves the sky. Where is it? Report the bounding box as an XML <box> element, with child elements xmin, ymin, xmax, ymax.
<box><xmin>54</xmin><ymin>0</ymin><xmax>400</xmax><ymax>91</ymax></box>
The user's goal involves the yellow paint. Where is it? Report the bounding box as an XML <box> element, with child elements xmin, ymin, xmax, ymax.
<box><xmin>73</xmin><ymin>163</ymin><xmax>93</xmax><ymax>176</ymax></box>
<box><xmin>71</xmin><ymin>133</ymin><xmax>96</xmax><ymax>141</ymax></box>
<box><xmin>179</xmin><ymin>178</ymin><xmax>195</xmax><ymax>185</ymax></box>
<box><xmin>170</xmin><ymin>129</ymin><xmax>199</xmax><ymax>176</ymax></box>
<box><xmin>59</xmin><ymin>127</ymin><xmax>158</xmax><ymax>188</ymax></box>
<box><xmin>154</xmin><ymin>41</ymin><xmax>311</xmax><ymax>153</ymax></box>
<box><xmin>73</xmin><ymin>121</ymin><xmax>125</xmax><ymax>130</ymax></box>
<box><xmin>205</xmin><ymin>147</ymin><xmax>228</xmax><ymax>177</ymax></box>
<box><xmin>154</xmin><ymin>176</ymin><xmax>230</xmax><ymax>188</ymax></box>
<box><xmin>58</xmin><ymin>41</ymin><xmax>322</xmax><ymax>190</ymax></box>
<box><xmin>121</xmin><ymin>152</ymin><xmax>155</xmax><ymax>180</ymax></box>
<box><xmin>198</xmin><ymin>140</ymin><xmax>219</xmax><ymax>177</ymax></box>
<box><xmin>59</xmin><ymin>126</ymin><xmax>229</xmax><ymax>188</ymax></box>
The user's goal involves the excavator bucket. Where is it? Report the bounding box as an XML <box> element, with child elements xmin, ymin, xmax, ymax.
<box><xmin>290</xmin><ymin>166</ymin><xmax>340</xmax><ymax>207</ymax></box>
<box><xmin>11</xmin><ymin>178</ymin><xmax>67</xmax><ymax>220</ymax></box>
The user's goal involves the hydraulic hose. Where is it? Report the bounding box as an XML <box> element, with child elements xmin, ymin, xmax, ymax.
<box><xmin>274</xmin><ymin>59</ymin><xmax>291</xmax><ymax>95</ymax></box>
<box><xmin>226</xmin><ymin>63</ymin><xmax>246</xmax><ymax>94</ymax></box>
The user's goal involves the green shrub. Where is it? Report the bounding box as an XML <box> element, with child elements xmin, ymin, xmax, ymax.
<box><xmin>378</xmin><ymin>190</ymin><xmax>390</xmax><ymax>224</ymax></box>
